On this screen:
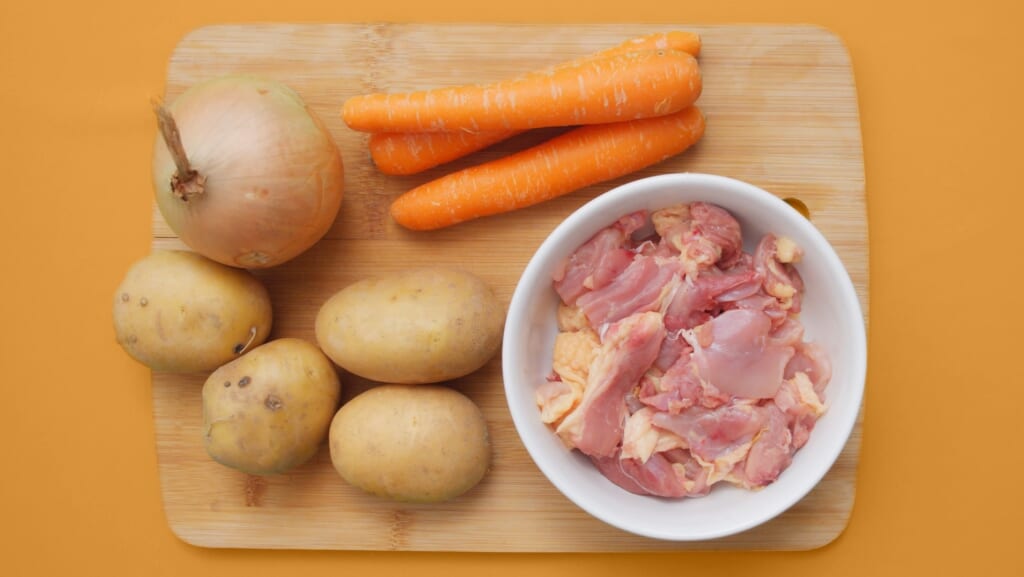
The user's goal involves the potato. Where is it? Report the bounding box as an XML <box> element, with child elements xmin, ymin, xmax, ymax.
<box><xmin>202</xmin><ymin>338</ymin><xmax>341</xmax><ymax>475</ymax></box>
<box><xmin>315</xmin><ymin>268</ymin><xmax>504</xmax><ymax>384</ymax></box>
<box><xmin>112</xmin><ymin>250</ymin><xmax>272</xmax><ymax>373</ymax></box>
<box><xmin>329</xmin><ymin>384</ymin><xmax>490</xmax><ymax>502</ymax></box>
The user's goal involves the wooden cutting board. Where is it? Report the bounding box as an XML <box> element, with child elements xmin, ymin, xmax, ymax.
<box><xmin>150</xmin><ymin>23</ymin><xmax>867</xmax><ymax>552</ymax></box>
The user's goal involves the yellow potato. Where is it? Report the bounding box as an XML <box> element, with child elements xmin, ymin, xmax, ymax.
<box><xmin>203</xmin><ymin>338</ymin><xmax>341</xmax><ymax>476</ymax></box>
<box><xmin>329</xmin><ymin>384</ymin><xmax>490</xmax><ymax>503</ymax></box>
<box><xmin>112</xmin><ymin>250</ymin><xmax>272</xmax><ymax>373</ymax></box>
<box><xmin>315</xmin><ymin>268</ymin><xmax>504</xmax><ymax>384</ymax></box>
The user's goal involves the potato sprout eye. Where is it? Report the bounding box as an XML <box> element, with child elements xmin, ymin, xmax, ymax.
<box><xmin>264</xmin><ymin>395</ymin><xmax>283</xmax><ymax>411</ymax></box>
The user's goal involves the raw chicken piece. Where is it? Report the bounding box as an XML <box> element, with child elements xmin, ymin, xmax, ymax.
<box><xmin>556</xmin><ymin>312</ymin><xmax>665</xmax><ymax>457</ymax></box>
<box><xmin>774</xmin><ymin>235</ymin><xmax>803</xmax><ymax>264</ymax></box>
<box><xmin>576</xmin><ymin>256</ymin><xmax>682</xmax><ymax>327</ymax></box>
<box><xmin>589</xmin><ymin>453</ymin><xmax>652</xmax><ymax>496</ymax></box>
<box><xmin>623</xmin><ymin>389</ymin><xmax>647</xmax><ymax>415</ymax></box>
<box><xmin>769</xmin><ymin>317</ymin><xmax>806</xmax><ymax>347</ymax></box>
<box><xmin>653</xmin><ymin>402</ymin><xmax>766</xmax><ymax>482</ymax></box>
<box><xmin>688</xmin><ymin>202</ymin><xmax>745</xmax><ymax>268</ymax></box>
<box><xmin>754</xmin><ymin>234</ymin><xmax>805</xmax><ymax>314</ymax></box>
<box><xmin>728</xmin><ymin>292</ymin><xmax>791</xmax><ymax>328</ymax></box>
<box><xmin>773</xmin><ymin>371</ymin><xmax>826</xmax><ymax>449</ymax></box>
<box><xmin>785</xmin><ymin>341</ymin><xmax>833</xmax><ymax>394</ymax></box>
<box><xmin>536</xmin><ymin>329</ymin><xmax>601</xmax><ymax>424</ymax></box>
<box><xmin>638</xmin><ymin>342</ymin><xmax>729</xmax><ymax>416</ymax></box>
<box><xmin>637</xmin><ymin>348</ymin><xmax>702</xmax><ymax>413</ymax></box>
<box><xmin>640</xmin><ymin>347</ymin><xmax>732</xmax><ymax>413</ymax></box>
<box><xmin>591</xmin><ymin>452</ymin><xmax>687</xmax><ymax>497</ymax></box>
<box><xmin>664</xmin><ymin>266</ymin><xmax>761</xmax><ymax>331</ymax></box>
<box><xmin>652</xmin><ymin>331</ymin><xmax>688</xmax><ymax>372</ymax></box>
<box><xmin>536</xmin><ymin>379</ymin><xmax>579</xmax><ymax>425</ymax></box>
<box><xmin>715</xmin><ymin>255</ymin><xmax>764</xmax><ymax>303</ymax></box>
<box><xmin>651</xmin><ymin>203</ymin><xmax>691</xmax><ymax>238</ymax></box>
<box><xmin>556</xmin><ymin>303</ymin><xmax>589</xmax><ymax>332</ymax></box>
<box><xmin>685</xmin><ymin>309</ymin><xmax>795</xmax><ymax>399</ymax></box>
<box><xmin>657</xmin><ymin>202</ymin><xmax>744</xmax><ymax>274</ymax></box>
<box><xmin>621</xmin><ymin>407</ymin><xmax>685</xmax><ymax>462</ymax></box>
<box><xmin>551</xmin><ymin>329</ymin><xmax>600</xmax><ymax>390</ymax></box>
<box><xmin>592</xmin><ymin>448</ymin><xmax>711</xmax><ymax>498</ymax></box>
<box><xmin>663</xmin><ymin>448</ymin><xmax>713</xmax><ymax>497</ymax></box>
<box><xmin>553</xmin><ymin>211</ymin><xmax>647</xmax><ymax>305</ymax></box>
<box><xmin>728</xmin><ymin>404</ymin><xmax>794</xmax><ymax>488</ymax></box>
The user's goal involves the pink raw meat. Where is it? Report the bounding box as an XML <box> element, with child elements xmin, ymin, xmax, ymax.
<box><xmin>734</xmin><ymin>404</ymin><xmax>794</xmax><ymax>487</ymax></box>
<box><xmin>576</xmin><ymin>256</ymin><xmax>682</xmax><ymax>327</ymax></box>
<box><xmin>664</xmin><ymin>266</ymin><xmax>761</xmax><ymax>331</ymax></box>
<box><xmin>543</xmin><ymin>204</ymin><xmax>832</xmax><ymax>499</ymax></box>
<box><xmin>591</xmin><ymin>448</ymin><xmax>710</xmax><ymax>498</ymax></box>
<box><xmin>553</xmin><ymin>211</ymin><xmax>646</xmax><ymax>305</ymax></box>
<box><xmin>652</xmin><ymin>403</ymin><xmax>766</xmax><ymax>465</ymax></box>
<box><xmin>659</xmin><ymin>202</ymin><xmax>743</xmax><ymax>271</ymax></box>
<box><xmin>687</xmin><ymin>309</ymin><xmax>796</xmax><ymax>399</ymax></box>
<box><xmin>556</xmin><ymin>312</ymin><xmax>666</xmax><ymax>457</ymax></box>
<box><xmin>754</xmin><ymin>233</ymin><xmax>805</xmax><ymax>315</ymax></box>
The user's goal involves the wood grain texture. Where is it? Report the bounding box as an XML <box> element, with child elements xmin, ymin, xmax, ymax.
<box><xmin>151</xmin><ymin>23</ymin><xmax>867</xmax><ymax>552</ymax></box>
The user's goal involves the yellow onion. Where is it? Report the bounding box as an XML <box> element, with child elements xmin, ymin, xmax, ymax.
<box><xmin>152</xmin><ymin>76</ymin><xmax>344</xmax><ymax>269</ymax></box>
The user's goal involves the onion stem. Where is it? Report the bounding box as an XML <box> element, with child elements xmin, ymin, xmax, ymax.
<box><xmin>153</xmin><ymin>99</ymin><xmax>206</xmax><ymax>201</ymax></box>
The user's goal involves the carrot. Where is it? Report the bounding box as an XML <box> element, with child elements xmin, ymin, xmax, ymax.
<box><xmin>389</xmin><ymin>106</ymin><xmax>706</xmax><ymax>231</ymax></box>
<box><xmin>343</xmin><ymin>49</ymin><xmax>702</xmax><ymax>133</ymax></box>
<box><xmin>368</xmin><ymin>31</ymin><xmax>703</xmax><ymax>175</ymax></box>
<box><xmin>614</xmin><ymin>30</ymin><xmax>702</xmax><ymax>58</ymax></box>
<box><xmin>368</xmin><ymin>130</ymin><xmax>526</xmax><ymax>175</ymax></box>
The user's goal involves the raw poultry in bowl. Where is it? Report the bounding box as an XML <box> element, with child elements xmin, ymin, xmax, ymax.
<box><xmin>502</xmin><ymin>173</ymin><xmax>866</xmax><ymax>541</ymax></box>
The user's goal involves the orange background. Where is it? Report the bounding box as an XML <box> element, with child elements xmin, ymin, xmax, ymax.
<box><xmin>1</xmin><ymin>0</ymin><xmax>1020</xmax><ymax>575</ymax></box>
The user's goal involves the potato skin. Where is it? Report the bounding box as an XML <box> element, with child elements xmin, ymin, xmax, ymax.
<box><xmin>329</xmin><ymin>385</ymin><xmax>490</xmax><ymax>503</ymax></box>
<box><xmin>203</xmin><ymin>338</ymin><xmax>342</xmax><ymax>476</ymax></box>
<box><xmin>112</xmin><ymin>250</ymin><xmax>273</xmax><ymax>373</ymax></box>
<box><xmin>315</xmin><ymin>268</ymin><xmax>504</xmax><ymax>384</ymax></box>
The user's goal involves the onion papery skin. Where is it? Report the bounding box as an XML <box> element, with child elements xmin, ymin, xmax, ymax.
<box><xmin>153</xmin><ymin>76</ymin><xmax>344</xmax><ymax>269</ymax></box>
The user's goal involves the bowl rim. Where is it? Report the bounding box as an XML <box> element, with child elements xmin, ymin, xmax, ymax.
<box><xmin>502</xmin><ymin>172</ymin><xmax>867</xmax><ymax>541</ymax></box>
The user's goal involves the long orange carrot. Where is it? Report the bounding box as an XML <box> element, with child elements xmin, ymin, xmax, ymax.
<box><xmin>368</xmin><ymin>31</ymin><xmax>703</xmax><ymax>175</ymax></box>
<box><xmin>343</xmin><ymin>49</ymin><xmax>702</xmax><ymax>133</ymax></box>
<box><xmin>368</xmin><ymin>130</ymin><xmax>526</xmax><ymax>175</ymax></box>
<box><xmin>389</xmin><ymin>106</ymin><xmax>706</xmax><ymax>231</ymax></box>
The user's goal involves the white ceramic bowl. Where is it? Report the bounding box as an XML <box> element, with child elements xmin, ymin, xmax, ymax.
<box><xmin>502</xmin><ymin>173</ymin><xmax>866</xmax><ymax>541</ymax></box>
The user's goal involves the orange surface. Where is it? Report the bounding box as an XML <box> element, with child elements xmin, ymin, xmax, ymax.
<box><xmin>0</xmin><ymin>0</ymin><xmax>1020</xmax><ymax>575</ymax></box>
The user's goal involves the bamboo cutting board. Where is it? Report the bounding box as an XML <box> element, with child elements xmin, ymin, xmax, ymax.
<box><xmin>150</xmin><ymin>23</ymin><xmax>867</xmax><ymax>552</ymax></box>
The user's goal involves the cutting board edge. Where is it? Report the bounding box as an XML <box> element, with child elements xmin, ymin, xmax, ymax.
<box><xmin>151</xmin><ymin>423</ymin><xmax>864</xmax><ymax>553</ymax></box>
<box><xmin>160</xmin><ymin>20</ymin><xmax>862</xmax><ymax>74</ymax></box>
